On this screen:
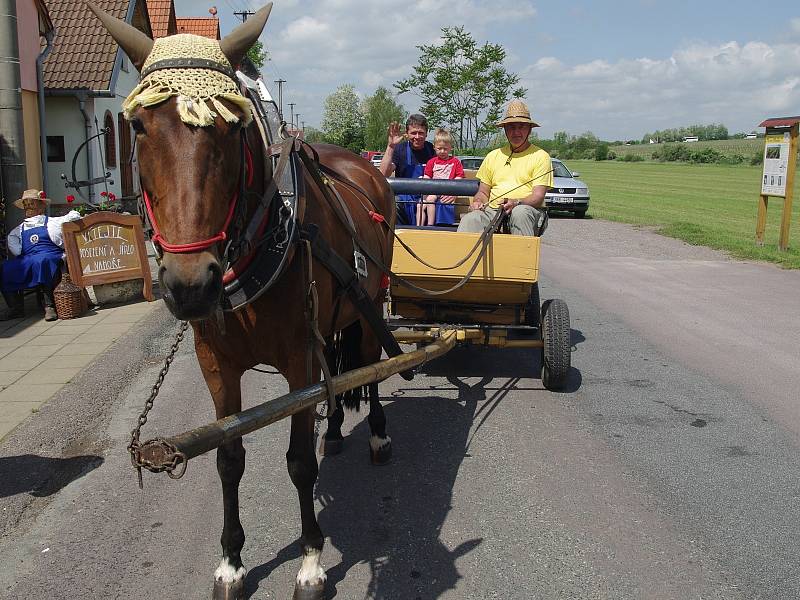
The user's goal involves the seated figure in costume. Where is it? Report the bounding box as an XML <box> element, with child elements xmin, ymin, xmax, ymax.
<box><xmin>457</xmin><ymin>100</ymin><xmax>553</xmax><ymax>236</ymax></box>
<box><xmin>1</xmin><ymin>189</ymin><xmax>81</xmax><ymax>321</ymax></box>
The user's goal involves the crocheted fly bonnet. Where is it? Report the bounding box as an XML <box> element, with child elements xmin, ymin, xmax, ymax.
<box><xmin>123</xmin><ymin>34</ymin><xmax>253</xmax><ymax>127</ymax></box>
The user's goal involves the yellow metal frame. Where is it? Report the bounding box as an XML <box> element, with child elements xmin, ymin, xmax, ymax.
<box><xmin>393</xmin><ymin>327</ymin><xmax>543</xmax><ymax>349</ymax></box>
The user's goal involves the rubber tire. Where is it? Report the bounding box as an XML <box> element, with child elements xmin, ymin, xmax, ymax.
<box><xmin>540</xmin><ymin>299</ymin><xmax>571</xmax><ymax>390</ymax></box>
<box><xmin>574</xmin><ymin>210</ymin><xmax>586</xmax><ymax>219</ymax></box>
<box><xmin>524</xmin><ymin>282</ymin><xmax>541</xmax><ymax>327</ymax></box>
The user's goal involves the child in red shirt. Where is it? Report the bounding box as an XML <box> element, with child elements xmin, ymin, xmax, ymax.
<box><xmin>417</xmin><ymin>128</ymin><xmax>464</xmax><ymax>226</ymax></box>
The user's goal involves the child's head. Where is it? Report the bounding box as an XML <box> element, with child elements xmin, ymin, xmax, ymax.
<box><xmin>433</xmin><ymin>128</ymin><xmax>453</xmax><ymax>160</ymax></box>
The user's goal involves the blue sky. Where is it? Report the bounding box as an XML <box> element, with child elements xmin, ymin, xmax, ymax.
<box><xmin>174</xmin><ymin>0</ymin><xmax>800</xmax><ymax>140</ymax></box>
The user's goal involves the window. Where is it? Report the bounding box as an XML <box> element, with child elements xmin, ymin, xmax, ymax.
<box><xmin>121</xmin><ymin>54</ymin><xmax>129</xmax><ymax>73</ymax></box>
<box><xmin>104</xmin><ymin>111</ymin><xmax>117</xmax><ymax>168</ymax></box>
<box><xmin>46</xmin><ymin>136</ymin><xmax>65</xmax><ymax>162</ymax></box>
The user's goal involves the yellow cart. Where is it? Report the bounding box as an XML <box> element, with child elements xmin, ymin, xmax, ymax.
<box><xmin>388</xmin><ymin>227</ymin><xmax>571</xmax><ymax>390</ymax></box>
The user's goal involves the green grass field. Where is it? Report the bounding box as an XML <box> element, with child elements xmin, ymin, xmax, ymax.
<box><xmin>610</xmin><ymin>138</ymin><xmax>763</xmax><ymax>160</ymax></box>
<box><xmin>564</xmin><ymin>160</ymin><xmax>800</xmax><ymax>268</ymax></box>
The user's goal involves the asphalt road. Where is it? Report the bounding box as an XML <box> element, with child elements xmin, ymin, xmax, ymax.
<box><xmin>2</xmin><ymin>217</ymin><xmax>800</xmax><ymax>599</ymax></box>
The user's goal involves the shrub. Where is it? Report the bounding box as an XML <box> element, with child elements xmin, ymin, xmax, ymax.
<box><xmin>688</xmin><ymin>147</ymin><xmax>723</xmax><ymax>164</ymax></box>
<box><xmin>594</xmin><ymin>143</ymin><xmax>610</xmax><ymax>161</ymax></box>
<box><xmin>750</xmin><ymin>151</ymin><xmax>764</xmax><ymax>166</ymax></box>
<box><xmin>620</xmin><ymin>152</ymin><xmax>644</xmax><ymax>162</ymax></box>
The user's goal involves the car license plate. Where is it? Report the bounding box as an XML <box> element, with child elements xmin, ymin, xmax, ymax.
<box><xmin>551</xmin><ymin>197</ymin><xmax>573</xmax><ymax>204</ymax></box>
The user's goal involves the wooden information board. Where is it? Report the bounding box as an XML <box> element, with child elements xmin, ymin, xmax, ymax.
<box><xmin>62</xmin><ymin>212</ymin><xmax>154</xmax><ymax>301</ymax></box>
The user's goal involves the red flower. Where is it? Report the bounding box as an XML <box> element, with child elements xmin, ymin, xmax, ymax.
<box><xmin>38</xmin><ymin>190</ymin><xmax>46</xmax><ymax>199</ymax></box>
<box><xmin>108</xmin><ymin>192</ymin><xmax>117</xmax><ymax>201</ymax></box>
<box><xmin>100</xmin><ymin>191</ymin><xmax>108</xmax><ymax>197</ymax></box>
<box><xmin>66</xmin><ymin>195</ymin><xmax>75</xmax><ymax>203</ymax></box>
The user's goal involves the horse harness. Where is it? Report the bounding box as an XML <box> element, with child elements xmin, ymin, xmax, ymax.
<box><xmin>136</xmin><ymin>66</ymin><xmax>411</xmax><ymax>401</ymax></box>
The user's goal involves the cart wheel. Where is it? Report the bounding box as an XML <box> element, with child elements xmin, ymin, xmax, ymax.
<box><xmin>540</xmin><ymin>299</ymin><xmax>571</xmax><ymax>390</ymax></box>
<box><xmin>524</xmin><ymin>283</ymin><xmax>541</xmax><ymax>327</ymax></box>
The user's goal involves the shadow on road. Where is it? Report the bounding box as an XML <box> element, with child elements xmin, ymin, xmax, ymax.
<box><xmin>0</xmin><ymin>454</ymin><xmax>103</xmax><ymax>498</ymax></box>
<box><xmin>243</xmin><ymin>345</ymin><xmax>582</xmax><ymax>598</ymax></box>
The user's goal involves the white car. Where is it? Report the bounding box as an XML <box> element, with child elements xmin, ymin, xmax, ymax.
<box><xmin>545</xmin><ymin>158</ymin><xmax>590</xmax><ymax>218</ymax></box>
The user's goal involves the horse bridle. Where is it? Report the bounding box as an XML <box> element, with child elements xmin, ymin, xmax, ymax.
<box><xmin>137</xmin><ymin>57</ymin><xmax>255</xmax><ymax>259</ymax></box>
<box><xmin>141</xmin><ymin>140</ymin><xmax>253</xmax><ymax>255</ymax></box>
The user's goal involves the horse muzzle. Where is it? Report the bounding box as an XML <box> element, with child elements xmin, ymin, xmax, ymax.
<box><xmin>158</xmin><ymin>254</ymin><xmax>223</xmax><ymax>321</ymax></box>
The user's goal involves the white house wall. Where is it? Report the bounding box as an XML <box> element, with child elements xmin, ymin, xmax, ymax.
<box><xmin>44</xmin><ymin>96</ymin><xmax>90</xmax><ymax>205</ymax></box>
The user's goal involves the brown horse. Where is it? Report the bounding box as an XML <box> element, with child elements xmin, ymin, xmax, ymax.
<box><xmin>89</xmin><ymin>4</ymin><xmax>396</xmax><ymax>599</ymax></box>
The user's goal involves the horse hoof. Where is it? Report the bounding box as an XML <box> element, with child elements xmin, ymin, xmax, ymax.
<box><xmin>323</xmin><ymin>437</ymin><xmax>343</xmax><ymax>456</ymax></box>
<box><xmin>212</xmin><ymin>578</ymin><xmax>245</xmax><ymax>600</ymax></box>
<box><xmin>292</xmin><ymin>581</ymin><xmax>325</xmax><ymax>600</ymax></box>
<box><xmin>370</xmin><ymin>440</ymin><xmax>392</xmax><ymax>466</ymax></box>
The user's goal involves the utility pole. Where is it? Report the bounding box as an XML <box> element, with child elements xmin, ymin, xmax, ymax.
<box><xmin>233</xmin><ymin>9</ymin><xmax>254</xmax><ymax>22</ymax></box>
<box><xmin>301</xmin><ymin>121</ymin><xmax>305</xmax><ymax>135</ymax></box>
<box><xmin>295</xmin><ymin>114</ymin><xmax>300</xmax><ymax>130</ymax></box>
<box><xmin>274</xmin><ymin>78</ymin><xmax>285</xmax><ymax>120</ymax></box>
<box><xmin>0</xmin><ymin>0</ymin><xmax>28</xmax><ymax>242</ymax></box>
<box><xmin>288</xmin><ymin>103</ymin><xmax>295</xmax><ymax>129</ymax></box>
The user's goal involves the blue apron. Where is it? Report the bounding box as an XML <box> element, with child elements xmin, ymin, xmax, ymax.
<box><xmin>1</xmin><ymin>217</ymin><xmax>63</xmax><ymax>292</ymax></box>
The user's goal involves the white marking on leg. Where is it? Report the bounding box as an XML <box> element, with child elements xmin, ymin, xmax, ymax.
<box><xmin>214</xmin><ymin>557</ymin><xmax>246</xmax><ymax>583</ymax></box>
<box><xmin>369</xmin><ymin>434</ymin><xmax>391</xmax><ymax>452</ymax></box>
<box><xmin>296</xmin><ymin>548</ymin><xmax>326</xmax><ymax>586</ymax></box>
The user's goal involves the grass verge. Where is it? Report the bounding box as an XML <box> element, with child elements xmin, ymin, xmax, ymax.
<box><xmin>564</xmin><ymin>160</ymin><xmax>800</xmax><ymax>269</ymax></box>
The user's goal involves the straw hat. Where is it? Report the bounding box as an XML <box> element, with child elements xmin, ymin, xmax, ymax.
<box><xmin>496</xmin><ymin>99</ymin><xmax>539</xmax><ymax>127</ymax></box>
<box><xmin>13</xmin><ymin>189</ymin><xmax>50</xmax><ymax>210</ymax></box>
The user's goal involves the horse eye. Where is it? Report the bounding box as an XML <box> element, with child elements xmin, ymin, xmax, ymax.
<box><xmin>131</xmin><ymin>118</ymin><xmax>146</xmax><ymax>135</ymax></box>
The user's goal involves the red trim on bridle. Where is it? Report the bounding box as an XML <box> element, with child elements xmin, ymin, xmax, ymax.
<box><xmin>143</xmin><ymin>141</ymin><xmax>254</xmax><ymax>254</ymax></box>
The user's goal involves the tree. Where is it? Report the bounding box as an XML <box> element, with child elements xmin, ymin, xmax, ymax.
<box><xmin>395</xmin><ymin>26</ymin><xmax>526</xmax><ymax>151</ymax></box>
<box><xmin>362</xmin><ymin>87</ymin><xmax>406</xmax><ymax>151</ymax></box>
<box><xmin>246</xmin><ymin>41</ymin><xmax>268</xmax><ymax>68</ymax></box>
<box><xmin>321</xmin><ymin>84</ymin><xmax>365</xmax><ymax>153</ymax></box>
<box><xmin>303</xmin><ymin>127</ymin><xmax>327</xmax><ymax>144</ymax></box>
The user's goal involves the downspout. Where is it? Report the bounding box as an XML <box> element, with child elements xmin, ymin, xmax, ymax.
<box><xmin>36</xmin><ymin>28</ymin><xmax>53</xmax><ymax>196</ymax></box>
<box><xmin>0</xmin><ymin>0</ymin><xmax>27</xmax><ymax>246</ymax></box>
<box><xmin>77</xmin><ymin>95</ymin><xmax>93</xmax><ymax>202</ymax></box>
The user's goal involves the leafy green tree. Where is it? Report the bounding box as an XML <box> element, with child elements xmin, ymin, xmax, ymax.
<box><xmin>303</xmin><ymin>127</ymin><xmax>327</xmax><ymax>144</ymax></box>
<box><xmin>395</xmin><ymin>26</ymin><xmax>526</xmax><ymax>151</ymax></box>
<box><xmin>362</xmin><ymin>87</ymin><xmax>406</xmax><ymax>151</ymax></box>
<box><xmin>321</xmin><ymin>84</ymin><xmax>365</xmax><ymax>153</ymax></box>
<box><xmin>246</xmin><ymin>41</ymin><xmax>268</xmax><ymax>68</ymax></box>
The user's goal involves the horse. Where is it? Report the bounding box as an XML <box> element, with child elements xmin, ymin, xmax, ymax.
<box><xmin>88</xmin><ymin>4</ymin><xmax>396</xmax><ymax>599</ymax></box>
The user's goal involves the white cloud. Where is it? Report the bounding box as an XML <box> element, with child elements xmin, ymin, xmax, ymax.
<box><xmin>523</xmin><ymin>40</ymin><xmax>800</xmax><ymax>138</ymax></box>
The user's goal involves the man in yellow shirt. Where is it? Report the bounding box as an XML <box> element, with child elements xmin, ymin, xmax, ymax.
<box><xmin>458</xmin><ymin>100</ymin><xmax>553</xmax><ymax>236</ymax></box>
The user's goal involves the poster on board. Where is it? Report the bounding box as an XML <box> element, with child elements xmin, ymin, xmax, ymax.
<box><xmin>761</xmin><ymin>132</ymin><xmax>791</xmax><ymax>197</ymax></box>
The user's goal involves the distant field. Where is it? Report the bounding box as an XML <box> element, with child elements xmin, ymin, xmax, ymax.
<box><xmin>563</xmin><ymin>160</ymin><xmax>800</xmax><ymax>268</ymax></box>
<box><xmin>610</xmin><ymin>138</ymin><xmax>763</xmax><ymax>160</ymax></box>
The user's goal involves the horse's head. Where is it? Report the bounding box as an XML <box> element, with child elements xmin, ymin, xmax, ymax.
<box><xmin>87</xmin><ymin>2</ymin><xmax>272</xmax><ymax>321</ymax></box>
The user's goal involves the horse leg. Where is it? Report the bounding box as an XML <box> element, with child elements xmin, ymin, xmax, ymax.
<box><xmin>322</xmin><ymin>401</ymin><xmax>345</xmax><ymax>455</ymax></box>
<box><xmin>367</xmin><ymin>382</ymin><xmax>392</xmax><ymax>465</ymax></box>
<box><xmin>198</xmin><ymin>348</ymin><xmax>247</xmax><ymax>600</ymax></box>
<box><xmin>286</xmin><ymin>406</ymin><xmax>326</xmax><ymax>600</ymax></box>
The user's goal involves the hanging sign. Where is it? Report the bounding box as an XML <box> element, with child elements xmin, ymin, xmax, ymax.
<box><xmin>761</xmin><ymin>131</ymin><xmax>791</xmax><ymax>197</ymax></box>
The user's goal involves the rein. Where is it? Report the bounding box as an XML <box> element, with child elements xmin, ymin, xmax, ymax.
<box><xmin>141</xmin><ymin>129</ymin><xmax>254</xmax><ymax>255</ymax></box>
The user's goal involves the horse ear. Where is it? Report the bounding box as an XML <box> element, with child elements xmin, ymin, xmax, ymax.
<box><xmin>219</xmin><ymin>3</ymin><xmax>273</xmax><ymax>67</ymax></box>
<box><xmin>85</xmin><ymin>1</ymin><xmax>154</xmax><ymax>71</ymax></box>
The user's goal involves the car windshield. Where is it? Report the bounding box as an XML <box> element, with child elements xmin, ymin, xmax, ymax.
<box><xmin>460</xmin><ymin>158</ymin><xmax>483</xmax><ymax>170</ymax></box>
<box><xmin>552</xmin><ymin>161</ymin><xmax>573</xmax><ymax>178</ymax></box>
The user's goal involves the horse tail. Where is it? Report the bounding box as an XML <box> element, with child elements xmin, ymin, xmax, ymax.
<box><xmin>326</xmin><ymin>320</ymin><xmax>367</xmax><ymax>411</ymax></box>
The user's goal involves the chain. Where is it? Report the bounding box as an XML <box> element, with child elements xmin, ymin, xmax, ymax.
<box><xmin>128</xmin><ymin>320</ymin><xmax>190</xmax><ymax>488</ymax></box>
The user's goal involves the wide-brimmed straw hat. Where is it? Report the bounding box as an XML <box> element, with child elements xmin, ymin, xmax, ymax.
<box><xmin>496</xmin><ymin>99</ymin><xmax>540</xmax><ymax>127</ymax></box>
<box><xmin>13</xmin><ymin>189</ymin><xmax>50</xmax><ymax>209</ymax></box>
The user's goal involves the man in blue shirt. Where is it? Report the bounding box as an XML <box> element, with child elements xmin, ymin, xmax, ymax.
<box><xmin>378</xmin><ymin>114</ymin><xmax>436</xmax><ymax>225</ymax></box>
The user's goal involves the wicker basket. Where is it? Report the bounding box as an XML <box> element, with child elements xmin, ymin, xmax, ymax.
<box><xmin>54</xmin><ymin>272</ymin><xmax>87</xmax><ymax>320</ymax></box>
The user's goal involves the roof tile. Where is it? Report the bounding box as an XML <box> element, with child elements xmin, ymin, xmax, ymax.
<box><xmin>175</xmin><ymin>17</ymin><xmax>220</xmax><ymax>40</ymax></box>
<box><xmin>43</xmin><ymin>0</ymin><xmax>149</xmax><ymax>91</ymax></box>
<box><xmin>145</xmin><ymin>0</ymin><xmax>176</xmax><ymax>38</ymax></box>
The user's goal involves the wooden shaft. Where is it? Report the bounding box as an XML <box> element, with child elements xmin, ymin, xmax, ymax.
<box><xmin>138</xmin><ymin>330</ymin><xmax>458</xmax><ymax>467</ymax></box>
<box><xmin>755</xmin><ymin>195</ymin><xmax>768</xmax><ymax>247</ymax></box>
<box><xmin>779</xmin><ymin>125</ymin><xmax>798</xmax><ymax>251</ymax></box>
